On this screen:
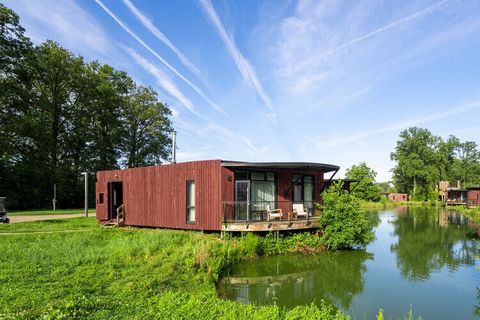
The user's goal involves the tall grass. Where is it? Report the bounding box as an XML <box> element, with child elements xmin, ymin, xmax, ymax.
<box><xmin>0</xmin><ymin>219</ymin><xmax>346</xmax><ymax>319</ymax></box>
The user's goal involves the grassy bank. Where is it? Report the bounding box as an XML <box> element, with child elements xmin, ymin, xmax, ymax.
<box><xmin>0</xmin><ymin>218</ymin><xmax>352</xmax><ymax>319</ymax></box>
<box><xmin>8</xmin><ymin>208</ymin><xmax>96</xmax><ymax>216</ymax></box>
<box><xmin>359</xmin><ymin>200</ymin><xmax>441</xmax><ymax>210</ymax></box>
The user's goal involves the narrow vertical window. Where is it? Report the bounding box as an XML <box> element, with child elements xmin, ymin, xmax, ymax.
<box><xmin>98</xmin><ymin>193</ymin><xmax>104</xmax><ymax>204</ymax></box>
<box><xmin>186</xmin><ymin>181</ymin><xmax>195</xmax><ymax>223</ymax></box>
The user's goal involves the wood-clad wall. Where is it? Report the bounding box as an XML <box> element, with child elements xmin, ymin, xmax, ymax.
<box><xmin>468</xmin><ymin>190</ymin><xmax>480</xmax><ymax>206</ymax></box>
<box><xmin>96</xmin><ymin>160</ymin><xmax>223</xmax><ymax>231</ymax></box>
<box><xmin>275</xmin><ymin>169</ymin><xmax>325</xmax><ymax>213</ymax></box>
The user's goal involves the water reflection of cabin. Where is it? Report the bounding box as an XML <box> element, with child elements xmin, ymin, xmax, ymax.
<box><xmin>96</xmin><ymin>160</ymin><xmax>339</xmax><ymax>232</ymax></box>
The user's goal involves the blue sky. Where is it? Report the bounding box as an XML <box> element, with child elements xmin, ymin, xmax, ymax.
<box><xmin>5</xmin><ymin>0</ymin><xmax>480</xmax><ymax>181</ymax></box>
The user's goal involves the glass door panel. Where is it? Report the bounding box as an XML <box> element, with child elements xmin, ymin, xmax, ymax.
<box><xmin>235</xmin><ymin>180</ymin><xmax>249</xmax><ymax>220</ymax></box>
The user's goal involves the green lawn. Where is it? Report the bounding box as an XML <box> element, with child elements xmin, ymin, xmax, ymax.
<box><xmin>8</xmin><ymin>208</ymin><xmax>96</xmax><ymax>216</ymax></box>
<box><xmin>0</xmin><ymin>216</ymin><xmax>97</xmax><ymax>233</ymax></box>
<box><xmin>0</xmin><ymin>218</ymin><xmax>349</xmax><ymax>320</ymax></box>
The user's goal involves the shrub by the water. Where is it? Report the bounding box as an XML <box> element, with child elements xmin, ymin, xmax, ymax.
<box><xmin>319</xmin><ymin>182</ymin><xmax>375</xmax><ymax>250</ymax></box>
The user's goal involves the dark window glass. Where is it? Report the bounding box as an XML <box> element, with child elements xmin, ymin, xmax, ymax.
<box><xmin>186</xmin><ymin>181</ymin><xmax>195</xmax><ymax>223</ymax></box>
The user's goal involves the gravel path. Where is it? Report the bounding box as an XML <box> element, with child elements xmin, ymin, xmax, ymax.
<box><xmin>9</xmin><ymin>214</ymin><xmax>94</xmax><ymax>223</ymax></box>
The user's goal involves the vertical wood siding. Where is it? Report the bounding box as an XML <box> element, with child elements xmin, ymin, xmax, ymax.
<box><xmin>96</xmin><ymin>161</ymin><xmax>330</xmax><ymax>231</ymax></box>
<box><xmin>95</xmin><ymin>174</ymin><xmax>108</xmax><ymax>220</ymax></box>
<box><xmin>96</xmin><ymin>160</ymin><xmax>223</xmax><ymax>231</ymax></box>
<box><xmin>467</xmin><ymin>190</ymin><xmax>480</xmax><ymax>206</ymax></box>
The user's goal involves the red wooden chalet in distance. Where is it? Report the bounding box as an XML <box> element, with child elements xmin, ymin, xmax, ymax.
<box><xmin>96</xmin><ymin>160</ymin><xmax>339</xmax><ymax>232</ymax></box>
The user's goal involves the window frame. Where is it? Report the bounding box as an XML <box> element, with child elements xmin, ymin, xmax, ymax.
<box><xmin>186</xmin><ymin>180</ymin><xmax>196</xmax><ymax>224</ymax></box>
<box><xmin>98</xmin><ymin>192</ymin><xmax>104</xmax><ymax>205</ymax></box>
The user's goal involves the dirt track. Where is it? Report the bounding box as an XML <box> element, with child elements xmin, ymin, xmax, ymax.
<box><xmin>9</xmin><ymin>213</ymin><xmax>93</xmax><ymax>223</ymax></box>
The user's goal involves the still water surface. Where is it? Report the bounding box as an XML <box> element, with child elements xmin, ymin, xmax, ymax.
<box><xmin>218</xmin><ymin>207</ymin><xmax>480</xmax><ymax>319</ymax></box>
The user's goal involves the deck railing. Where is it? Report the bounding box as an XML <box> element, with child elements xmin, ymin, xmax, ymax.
<box><xmin>222</xmin><ymin>200</ymin><xmax>317</xmax><ymax>223</ymax></box>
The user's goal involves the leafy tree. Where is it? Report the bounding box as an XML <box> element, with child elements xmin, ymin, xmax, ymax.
<box><xmin>376</xmin><ymin>181</ymin><xmax>394</xmax><ymax>193</ymax></box>
<box><xmin>120</xmin><ymin>85</ymin><xmax>173</xmax><ymax>167</ymax></box>
<box><xmin>85</xmin><ymin>63</ymin><xmax>131</xmax><ymax>171</ymax></box>
<box><xmin>318</xmin><ymin>182</ymin><xmax>374</xmax><ymax>249</ymax></box>
<box><xmin>0</xmin><ymin>4</ymin><xmax>175</xmax><ymax>209</ymax></box>
<box><xmin>0</xmin><ymin>4</ymin><xmax>34</xmax><ymax>205</ymax></box>
<box><xmin>449</xmin><ymin>140</ymin><xmax>480</xmax><ymax>187</ymax></box>
<box><xmin>391</xmin><ymin>127</ymin><xmax>480</xmax><ymax>200</ymax></box>
<box><xmin>390</xmin><ymin>127</ymin><xmax>442</xmax><ymax>200</ymax></box>
<box><xmin>345</xmin><ymin>162</ymin><xmax>381</xmax><ymax>201</ymax></box>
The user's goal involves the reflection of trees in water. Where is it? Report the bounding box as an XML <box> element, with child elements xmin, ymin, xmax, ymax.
<box><xmin>390</xmin><ymin>207</ymin><xmax>478</xmax><ymax>282</ymax></box>
<box><xmin>219</xmin><ymin>250</ymin><xmax>372</xmax><ymax>310</ymax></box>
<box><xmin>476</xmin><ymin>288</ymin><xmax>480</xmax><ymax>317</ymax></box>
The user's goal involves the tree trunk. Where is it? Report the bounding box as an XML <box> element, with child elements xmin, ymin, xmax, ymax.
<box><xmin>413</xmin><ymin>176</ymin><xmax>417</xmax><ymax>195</ymax></box>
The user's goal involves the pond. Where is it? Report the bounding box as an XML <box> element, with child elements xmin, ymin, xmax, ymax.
<box><xmin>218</xmin><ymin>207</ymin><xmax>480</xmax><ymax>319</ymax></box>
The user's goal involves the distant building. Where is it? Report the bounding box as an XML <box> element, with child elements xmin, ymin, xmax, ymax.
<box><xmin>467</xmin><ymin>187</ymin><xmax>480</xmax><ymax>207</ymax></box>
<box><xmin>446</xmin><ymin>188</ymin><xmax>468</xmax><ymax>205</ymax></box>
<box><xmin>388</xmin><ymin>193</ymin><xmax>408</xmax><ymax>202</ymax></box>
<box><xmin>439</xmin><ymin>180</ymin><xmax>471</xmax><ymax>206</ymax></box>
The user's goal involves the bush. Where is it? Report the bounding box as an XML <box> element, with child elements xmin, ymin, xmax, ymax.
<box><xmin>318</xmin><ymin>182</ymin><xmax>375</xmax><ymax>250</ymax></box>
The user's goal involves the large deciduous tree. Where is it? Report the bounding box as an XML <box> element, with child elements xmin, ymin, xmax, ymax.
<box><xmin>390</xmin><ymin>127</ymin><xmax>442</xmax><ymax>199</ymax></box>
<box><xmin>391</xmin><ymin>127</ymin><xmax>480</xmax><ymax>200</ymax></box>
<box><xmin>0</xmin><ymin>4</ymin><xmax>174</xmax><ymax>209</ymax></box>
<box><xmin>345</xmin><ymin>162</ymin><xmax>381</xmax><ymax>202</ymax></box>
<box><xmin>120</xmin><ymin>85</ymin><xmax>172</xmax><ymax>168</ymax></box>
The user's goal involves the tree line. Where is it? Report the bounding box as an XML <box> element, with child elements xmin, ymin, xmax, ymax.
<box><xmin>344</xmin><ymin>126</ymin><xmax>480</xmax><ymax>203</ymax></box>
<box><xmin>1</xmin><ymin>4</ymin><xmax>173</xmax><ymax>209</ymax></box>
<box><xmin>391</xmin><ymin>127</ymin><xmax>480</xmax><ymax>200</ymax></box>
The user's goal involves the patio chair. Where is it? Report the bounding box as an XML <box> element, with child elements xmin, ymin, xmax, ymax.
<box><xmin>293</xmin><ymin>203</ymin><xmax>308</xmax><ymax>219</ymax></box>
<box><xmin>266</xmin><ymin>205</ymin><xmax>283</xmax><ymax>221</ymax></box>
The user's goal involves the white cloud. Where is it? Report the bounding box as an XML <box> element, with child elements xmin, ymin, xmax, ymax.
<box><xmin>4</xmin><ymin>0</ymin><xmax>111</xmax><ymax>58</ymax></box>
<box><xmin>197</xmin><ymin>0</ymin><xmax>274</xmax><ymax>113</ymax></box>
<box><xmin>123</xmin><ymin>47</ymin><xmax>202</xmax><ymax>118</ymax></box>
<box><xmin>312</xmin><ymin>100</ymin><xmax>480</xmax><ymax>149</ymax></box>
<box><xmin>122</xmin><ymin>0</ymin><xmax>207</xmax><ymax>84</ymax></box>
<box><xmin>95</xmin><ymin>0</ymin><xmax>225</xmax><ymax>114</ymax></box>
<box><xmin>272</xmin><ymin>0</ymin><xmax>452</xmax><ymax>77</ymax></box>
<box><xmin>205</xmin><ymin>124</ymin><xmax>268</xmax><ymax>155</ymax></box>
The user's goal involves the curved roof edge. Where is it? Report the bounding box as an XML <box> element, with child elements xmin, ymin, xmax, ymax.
<box><xmin>221</xmin><ymin>160</ymin><xmax>339</xmax><ymax>172</ymax></box>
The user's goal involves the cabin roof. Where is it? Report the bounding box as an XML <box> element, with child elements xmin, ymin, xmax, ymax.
<box><xmin>220</xmin><ymin>160</ymin><xmax>339</xmax><ymax>172</ymax></box>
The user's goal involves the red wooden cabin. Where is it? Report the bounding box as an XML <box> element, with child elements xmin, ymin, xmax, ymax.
<box><xmin>96</xmin><ymin>160</ymin><xmax>339</xmax><ymax>232</ymax></box>
<box><xmin>467</xmin><ymin>187</ymin><xmax>480</xmax><ymax>207</ymax></box>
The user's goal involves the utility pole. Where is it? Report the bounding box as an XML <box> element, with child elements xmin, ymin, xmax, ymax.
<box><xmin>172</xmin><ymin>131</ymin><xmax>177</xmax><ymax>164</ymax></box>
<box><xmin>52</xmin><ymin>183</ymin><xmax>57</xmax><ymax>211</ymax></box>
<box><xmin>81</xmin><ymin>172</ymin><xmax>88</xmax><ymax>217</ymax></box>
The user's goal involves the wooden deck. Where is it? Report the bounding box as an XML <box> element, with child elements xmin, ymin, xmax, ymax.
<box><xmin>221</xmin><ymin>217</ymin><xmax>319</xmax><ymax>232</ymax></box>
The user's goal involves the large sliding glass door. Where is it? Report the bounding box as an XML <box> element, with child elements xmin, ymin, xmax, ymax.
<box><xmin>234</xmin><ymin>171</ymin><xmax>276</xmax><ymax>221</ymax></box>
<box><xmin>293</xmin><ymin>175</ymin><xmax>315</xmax><ymax>215</ymax></box>
<box><xmin>235</xmin><ymin>180</ymin><xmax>249</xmax><ymax>220</ymax></box>
<box><xmin>251</xmin><ymin>172</ymin><xmax>276</xmax><ymax>213</ymax></box>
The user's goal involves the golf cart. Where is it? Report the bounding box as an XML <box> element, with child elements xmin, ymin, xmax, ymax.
<box><xmin>0</xmin><ymin>197</ymin><xmax>9</xmax><ymax>224</ymax></box>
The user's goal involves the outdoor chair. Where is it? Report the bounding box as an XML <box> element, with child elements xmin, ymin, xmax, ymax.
<box><xmin>266</xmin><ymin>205</ymin><xmax>283</xmax><ymax>221</ymax></box>
<box><xmin>293</xmin><ymin>203</ymin><xmax>308</xmax><ymax>219</ymax></box>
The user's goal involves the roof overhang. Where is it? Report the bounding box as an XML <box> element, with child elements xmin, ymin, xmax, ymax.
<box><xmin>220</xmin><ymin>160</ymin><xmax>339</xmax><ymax>173</ymax></box>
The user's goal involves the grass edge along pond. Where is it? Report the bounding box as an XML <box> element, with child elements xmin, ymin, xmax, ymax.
<box><xmin>0</xmin><ymin>216</ymin><xmax>422</xmax><ymax>319</ymax></box>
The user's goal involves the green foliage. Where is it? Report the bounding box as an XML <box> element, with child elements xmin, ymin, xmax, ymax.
<box><xmin>391</xmin><ymin>127</ymin><xmax>480</xmax><ymax>200</ymax></box>
<box><xmin>390</xmin><ymin>207</ymin><xmax>477</xmax><ymax>281</ymax></box>
<box><xmin>0</xmin><ymin>219</ymin><xmax>351</xmax><ymax>319</ymax></box>
<box><xmin>0</xmin><ymin>4</ymin><xmax>173</xmax><ymax>209</ymax></box>
<box><xmin>345</xmin><ymin>162</ymin><xmax>381</xmax><ymax>201</ymax></box>
<box><xmin>319</xmin><ymin>182</ymin><xmax>375</xmax><ymax>249</ymax></box>
<box><xmin>258</xmin><ymin>232</ymin><xmax>323</xmax><ymax>255</ymax></box>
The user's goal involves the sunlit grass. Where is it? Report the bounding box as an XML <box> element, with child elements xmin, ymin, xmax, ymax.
<box><xmin>9</xmin><ymin>208</ymin><xmax>96</xmax><ymax>216</ymax></box>
<box><xmin>0</xmin><ymin>219</ymin><xmax>349</xmax><ymax>319</ymax></box>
